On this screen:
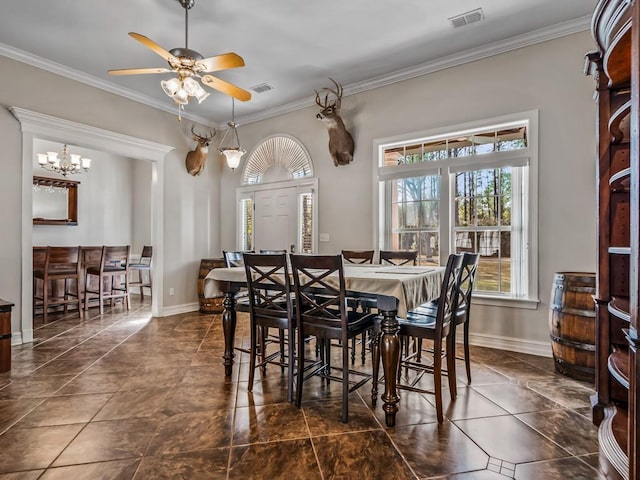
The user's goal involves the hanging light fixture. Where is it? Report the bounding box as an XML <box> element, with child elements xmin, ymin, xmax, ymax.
<box><xmin>219</xmin><ymin>98</ymin><xmax>245</xmax><ymax>170</ymax></box>
<box><xmin>36</xmin><ymin>144</ymin><xmax>91</xmax><ymax>177</ymax></box>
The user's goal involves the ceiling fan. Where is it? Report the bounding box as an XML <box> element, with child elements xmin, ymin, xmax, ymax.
<box><xmin>108</xmin><ymin>0</ymin><xmax>251</xmax><ymax>111</ymax></box>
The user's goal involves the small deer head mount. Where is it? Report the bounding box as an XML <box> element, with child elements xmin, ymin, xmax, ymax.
<box><xmin>186</xmin><ymin>126</ymin><xmax>215</xmax><ymax>176</ymax></box>
<box><xmin>315</xmin><ymin>78</ymin><xmax>354</xmax><ymax>166</ymax></box>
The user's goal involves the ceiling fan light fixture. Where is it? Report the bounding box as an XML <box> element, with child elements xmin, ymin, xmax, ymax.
<box><xmin>182</xmin><ymin>76</ymin><xmax>199</xmax><ymax>96</ymax></box>
<box><xmin>161</xmin><ymin>78</ymin><xmax>181</xmax><ymax>96</ymax></box>
<box><xmin>194</xmin><ymin>83</ymin><xmax>210</xmax><ymax>103</ymax></box>
<box><xmin>174</xmin><ymin>87</ymin><xmax>190</xmax><ymax>105</ymax></box>
<box><xmin>109</xmin><ymin>0</ymin><xmax>251</xmax><ymax>119</ymax></box>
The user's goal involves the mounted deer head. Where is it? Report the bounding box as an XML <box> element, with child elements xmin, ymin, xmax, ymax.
<box><xmin>315</xmin><ymin>78</ymin><xmax>354</xmax><ymax>166</ymax></box>
<box><xmin>186</xmin><ymin>126</ymin><xmax>215</xmax><ymax>176</ymax></box>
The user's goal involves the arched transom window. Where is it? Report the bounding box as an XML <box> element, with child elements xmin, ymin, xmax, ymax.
<box><xmin>242</xmin><ymin>135</ymin><xmax>313</xmax><ymax>185</ymax></box>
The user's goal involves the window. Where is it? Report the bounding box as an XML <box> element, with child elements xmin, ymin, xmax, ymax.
<box><xmin>239</xmin><ymin>197</ymin><xmax>253</xmax><ymax>251</ymax></box>
<box><xmin>299</xmin><ymin>192</ymin><xmax>314</xmax><ymax>254</ymax></box>
<box><xmin>377</xmin><ymin>111</ymin><xmax>537</xmax><ymax>304</ymax></box>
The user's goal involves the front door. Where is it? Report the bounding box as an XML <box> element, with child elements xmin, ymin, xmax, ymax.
<box><xmin>253</xmin><ymin>187</ymin><xmax>298</xmax><ymax>253</ymax></box>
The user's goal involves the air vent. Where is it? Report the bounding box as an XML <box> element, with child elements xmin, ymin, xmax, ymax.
<box><xmin>449</xmin><ymin>8</ymin><xmax>484</xmax><ymax>28</ymax></box>
<box><xmin>250</xmin><ymin>83</ymin><xmax>274</xmax><ymax>94</ymax></box>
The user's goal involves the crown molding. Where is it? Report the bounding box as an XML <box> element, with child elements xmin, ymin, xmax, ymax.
<box><xmin>10</xmin><ymin>106</ymin><xmax>174</xmax><ymax>160</ymax></box>
<box><xmin>0</xmin><ymin>14</ymin><xmax>590</xmax><ymax>128</ymax></box>
<box><xmin>0</xmin><ymin>41</ymin><xmax>216</xmax><ymax>127</ymax></box>
<box><xmin>238</xmin><ymin>14</ymin><xmax>591</xmax><ymax>125</ymax></box>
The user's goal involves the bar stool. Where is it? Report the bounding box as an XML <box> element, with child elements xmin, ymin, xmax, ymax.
<box><xmin>129</xmin><ymin>246</ymin><xmax>152</xmax><ymax>299</ymax></box>
<box><xmin>33</xmin><ymin>246</ymin><xmax>82</xmax><ymax>323</ymax></box>
<box><xmin>84</xmin><ymin>246</ymin><xmax>130</xmax><ymax>314</ymax></box>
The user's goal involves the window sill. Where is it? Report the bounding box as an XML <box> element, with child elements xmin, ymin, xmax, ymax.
<box><xmin>473</xmin><ymin>294</ymin><xmax>539</xmax><ymax>310</ymax></box>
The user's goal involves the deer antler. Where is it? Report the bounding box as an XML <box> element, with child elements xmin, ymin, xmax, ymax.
<box><xmin>315</xmin><ymin>78</ymin><xmax>344</xmax><ymax>111</ymax></box>
<box><xmin>323</xmin><ymin>78</ymin><xmax>343</xmax><ymax>110</ymax></box>
<box><xmin>191</xmin><ymin>125</ymin><xmax>215</xmax><ymax>141</ymax></box>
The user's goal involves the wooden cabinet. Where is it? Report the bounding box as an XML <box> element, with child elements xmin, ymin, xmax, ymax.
<box><xmin>588</xmin><ymin>0</ymin><xmax>639</xmax><ymax>478</ymax></box>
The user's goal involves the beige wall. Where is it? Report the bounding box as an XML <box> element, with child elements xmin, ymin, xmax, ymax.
<box><xmin>32</xmin><ymin>140</ymin><xmax>137</xmax><ymax>247</ymax></box>
<box><xmin>0</xmin><ymin>30</ymin><xmax>597</xmax><ymax>352</ymax></box>
<box><xmin>0</xmin><ymin>55</ymin><xmax>222</xmax><ymax>335</ymax></box>
<box><xmin>220</xmin><ymin>31</ymin><xmax>597</xmax><ymax>352</ymax></box>
<box><xmin>132</xmin><ymin>160</ymin><xmax>153</xmax><ymax>257</ymax></box>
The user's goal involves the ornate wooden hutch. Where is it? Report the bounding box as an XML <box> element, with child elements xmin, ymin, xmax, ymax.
<box><xmin>588</xmin><ymin>0</ymin><xmax>640</xmax><ymax>478</ymax></box>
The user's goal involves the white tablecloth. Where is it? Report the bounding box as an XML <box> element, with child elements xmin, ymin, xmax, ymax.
<box><xmin>204</xmin><ymin>264</ymin><xmax>444</xmax><ymax>318</ymax></box>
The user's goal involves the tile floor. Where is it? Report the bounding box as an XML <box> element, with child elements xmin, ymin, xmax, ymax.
<box><xmin>0</xmin><ymin>300</ymin><xmax>603</xmax><ymax>479</ymax></box>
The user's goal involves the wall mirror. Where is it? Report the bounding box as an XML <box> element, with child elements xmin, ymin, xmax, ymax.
<box><xmin>32</xmin><ymin>176</ymin><xmax>79</xmax><ymax>225</ymax></box>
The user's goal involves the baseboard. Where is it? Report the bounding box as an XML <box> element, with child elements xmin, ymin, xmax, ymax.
<box><xmin>467</xmin><ymin>331</ymin><xmax>552</xmax><ymax>357</ymax></box>
<box><xmin>12</xmin><ymin>331</ymin><xmax>23</xmax><ymax>345</ymax></box>
<box><xmin>159</xmin><ymin>302</ymin><xmax>200</xmax><ymax>317</ymax></box>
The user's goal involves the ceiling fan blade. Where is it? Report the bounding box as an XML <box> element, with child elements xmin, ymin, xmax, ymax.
<box><xmin>108</xmin><ymin>67</ymin><xmax>171</xmax><ymax>76</ymax></box>
<box><xmin>197</xmin><ymin>53</ymin><xmax>245</xmax><ymax>73</ymax></box>
<box><xmin>201</xmin><ymin>75</ymin><xmax>252</xmax><ymax>102</ymax></box>
<box><xmin>129</xmin><ymin>32</ymin><xmax>179</xmax><ymax>65</ymax></box>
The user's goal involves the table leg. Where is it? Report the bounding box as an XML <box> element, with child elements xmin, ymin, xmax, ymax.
<box><xmin>380</xmin><ymin>308</ymin><xmax>400</xmax><ymax>427</ymax></box>
<box><xmin>371</xmin><ymin>321</ymin><xmax>380</xmax><ymax>407</ymax></box>
<box><xmin>222</xmin><ymin>292</ymin><xmax>237</xmax><ymax>377</ymax></box>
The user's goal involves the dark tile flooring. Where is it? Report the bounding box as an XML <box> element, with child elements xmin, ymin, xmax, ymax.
<box><xmin>0</xmin><ymin>301</ymin><xmax>603</xmax><ymax>479</ymax></box>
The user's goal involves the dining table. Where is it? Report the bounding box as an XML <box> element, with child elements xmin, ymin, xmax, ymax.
<box><xmin>204</xmin><ymin>262</ymin><xmax>445</xmax><ymax>427</ymax></box>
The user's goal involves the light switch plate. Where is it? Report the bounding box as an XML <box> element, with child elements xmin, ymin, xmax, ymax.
<box><xmin>319</xmin><ymin>233</ymin><xmax>330</xmax><ymax>242</ymax></box>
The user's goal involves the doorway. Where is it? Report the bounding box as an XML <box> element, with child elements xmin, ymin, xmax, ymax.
<box><xmin>236</xmin><ymin>178</ymin><xmax>318</xmax><ymax>254</ymax></box>
<box><xmin>254</xmin><ymin>187</ymin><xmax>297</xmax><ymax>252</ymax></box>
<box><xmin>11</xmin><ymin>107</ymin><xmax>173</xmax><ymax>344</ymax></box>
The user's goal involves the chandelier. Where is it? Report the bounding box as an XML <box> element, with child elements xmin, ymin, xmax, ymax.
<box><xmin>37</xmin><ymin>145</ymin><xmax>91</xmax><ymax>177</ymax></box>
<box><xmin>219</xmin><ymin>98</ymin><xmax>245</xmax><ymax>170</ymax></box>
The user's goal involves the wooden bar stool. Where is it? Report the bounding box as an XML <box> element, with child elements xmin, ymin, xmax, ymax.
<box><xmin>84</xmin><ymin>246</ymin><xmax>130</xmax><ymax>314</ymax></box>
<box><xmin>33</xmin><ymin>246</ymin><xmax>82</xmax><ymax>323</ymax></box>
<box><xmin>129</xmin><ymin>246</ymin><xmax>152</xmax><ymax>299</ymax></box>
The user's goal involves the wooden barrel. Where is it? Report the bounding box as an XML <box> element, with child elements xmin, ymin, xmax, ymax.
<box><xmin>0</xmin><ymin>300</ymin><xmax>14</xmax><ymax>372</ymax></box>
<box><xmin>549</xmin><ymin>272</ymin><xmax>596</xmax><ymax>382</ymax></box>
<box><xmin>198</xmin><ymin>258</ymin><xmax>226</xmax><ymax>313</ymax></box>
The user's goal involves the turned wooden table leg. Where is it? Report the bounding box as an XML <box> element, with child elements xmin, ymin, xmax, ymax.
<box><xmin>222</xmin><ymin>291</ymin><xmax>237</xmax><ymax>377</ymax></box>
<box><xmin>371</xmin><ymin>322</ymin><xmax>381</xmax><ymax>407</ymax></box>
<box><xmin>379</xmin><ymin>305</ymin><xmax>400</xmax><ymax>427</ymax></box>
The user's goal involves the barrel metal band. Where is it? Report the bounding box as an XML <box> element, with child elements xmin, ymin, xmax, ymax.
<box><xmin>550</xmin><ymin>304</ymin><xmax>596</xmax><ymax>317</ymax></box>
<box><xmin>554</xmin><ymin>358</ymin><xmax>595</xmax><ymax>375</ymax></box>
<box><xmin>550</xmin><ymin>334</ymin><xmax>596</xmax><ymax>351</ymax></box>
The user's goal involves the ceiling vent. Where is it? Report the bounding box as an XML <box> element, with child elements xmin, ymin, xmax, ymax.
<box><xmin>250</xmin><ymin>83</ymin><xmax>274</xmax><ymax>94</ymax></box>
<box><xmin>449</xmin><ymin>8</ymin><xmax>484</xmax><ymax>28</ymax></box>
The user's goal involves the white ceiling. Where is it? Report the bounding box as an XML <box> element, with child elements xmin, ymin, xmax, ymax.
<box><xmin>0</xmin><ymin>0</ymin><xmax>595</xmax><ymax>127</ymax></box>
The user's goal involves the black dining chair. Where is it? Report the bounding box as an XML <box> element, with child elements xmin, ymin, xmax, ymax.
<box><xmin>341</xmin><ymin>249</ymin><xmax>375</xmax><ymax>363</ymax></box>
<box><xmin>243</xmin><ymin>253</ymin><xmax>296</xmax><ymax>402</ymax></box>
<box><xmin>379</xmin><ymin>250</ymin><xmax>418</xmax><ymax>266</ymax></box>
<box><xmin>223</xmin><ymin>250</ymin><xmax>254</xmax><ymax>268</ymax></box>
<box><xmin>452</xmin><ymin>253</ymin><xmax>480</xmax><ymax>384</ymax></box>
<box><xmin>412</xmin><ymin>252</ymin><xmax>480</xmax><ymax>386</ymax></box>
<box><xmin>341</xmin><ymin>250</ymin><xmax>375</xmax><ymax>264</ymax></box>
<box><xmin>291</xmin><ymin>254</ymin><xmax>376</xmax><ymax>423</ymax></box>
<box><xmin>382</xmin><ymin>253</ymin><xmax>462</xmax><ymax>423</ymax></box>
